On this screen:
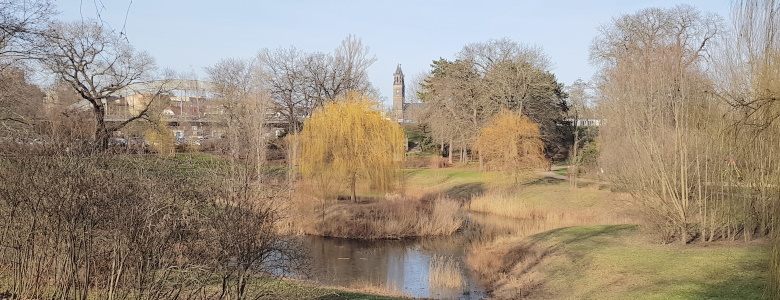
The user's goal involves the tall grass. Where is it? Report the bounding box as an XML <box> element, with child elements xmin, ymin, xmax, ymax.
<box><xmin>428</xmin><ymin>255</ymin><xmax>464</xmax><ymax>289</ymax></box>
<box><xmin>469</xmin><ymin>187</ymin><xmax>633</xmax><ymax>233</ymax></box>
<box><xmin>771</xmin><ymin>212</ymin><xmax>780</xmax><ymax>299</ymax></box>
<box><xmin>345</xmin><ymin>279</ymin><xmax>409</xmax><ymax>298</ymax></box>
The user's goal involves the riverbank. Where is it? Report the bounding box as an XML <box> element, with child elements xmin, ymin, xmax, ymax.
<box><xmin>0</xmin><ymin>277</ymin><xmax>412</xmax><ymax>300</ymax></box>
<box><xmin>237</xmin><ymin>278</ymin><xmax>412</xmax><ymax>300</ymax></box>
<box><xmin>127</xmin><ymin>156</ymin><xmax>770</xmax><ymax>299</ymax></box>
<box><xmin>471</xmin><ymin>225</ymin><xmax>769</xmax><ymax>299</ymax></box>
<box><xmin>442</xmin><ymin>167</ymin><xmax>770</xmax><ymax>299</ymax></box>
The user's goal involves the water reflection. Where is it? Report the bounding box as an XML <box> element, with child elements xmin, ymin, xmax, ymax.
<box><xmin>302</xmin><ymin>236</ymin><xmax>486</xmax><ymax>299</ymax></box>
<box><xmin>298</xmin><ymin>212</ymin><xmax>544</xmax><ymax>299</ymax></box>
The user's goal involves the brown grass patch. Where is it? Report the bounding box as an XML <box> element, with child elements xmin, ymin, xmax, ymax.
<box><xmin>344</xmin><ymin>279</ymin><xmax>410</xmax><ymax>298</ymax></box>
<box><xmin>469</xmin><ymin>184</ymin><xmax>634</xmax><ymax>232</ymax></box>
<box><xmin>467</xmin><ymin>237</ymin><xmax>552</xmax><ymax>298</ymax></box>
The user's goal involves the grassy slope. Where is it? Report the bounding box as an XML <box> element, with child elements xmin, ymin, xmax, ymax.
<box><xmin>527</xmin><ymin>225</ymin><xmax>768</xmax><ymax>300</ymax></box>
<box><xmin>403</xmin><ymin>166</ymin><xmax>768</xmax><ymax>299</ymax></box>
<box><xmin>403</xmin><ymin>168</ymin><xmax>511</xmax><ymax>200</ymax></box>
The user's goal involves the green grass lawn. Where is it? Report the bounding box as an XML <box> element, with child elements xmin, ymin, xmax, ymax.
<box><xmin>403</xmin><ymin>168</ymin><xmax>524</xmax><ymax>192</ymax></box>
<box><xmin>404</xmin><ymin>168</ymin><xmax>488</xmax><ymax>186</ymax></box>
<box><xmin>525</xmin><ymin>225</ymin><xmax>769</xmax><ymax>300</ymax></box>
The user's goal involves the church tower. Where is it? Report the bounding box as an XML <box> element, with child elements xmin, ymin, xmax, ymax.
<box><xmin>393</xmin><ymin>64</ymin><xmax>405</xmax><ymax>121</ymax></box>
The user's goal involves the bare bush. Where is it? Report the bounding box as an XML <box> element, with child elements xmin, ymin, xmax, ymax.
<box><xmin>591</xmin><ymin>5</ymin><xmax>730</xmax><ymax>244</ymax></box>
<box><xmin>0</xmin><ymin>150</ymin><xmax>303</xmax><ymax>299</ymax></box>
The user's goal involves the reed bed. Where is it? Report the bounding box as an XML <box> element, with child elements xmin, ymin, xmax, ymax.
<box><xmin>428</xmin><ymin>255</ymin><xmax>465</xmax><ymax>289</ymax></box>
<box><xmin>281</xmin><ymin>195</ymin><xmax>465</xmax><ymax>239</ymax></box>
<box><xmin>469</xmin><ymin>185</ymin><xmax>633</xmax><ymax>231</ymax></box>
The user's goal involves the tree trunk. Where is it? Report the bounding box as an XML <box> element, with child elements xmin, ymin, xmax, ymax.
<box><xmin>448</xmin><ymin>138</ymin><xmax>453</xmax><ymax>164</ymax></box>
<box><xmin>94</xmin><ymin>104</ymin><xmax>110</xmax><ymax>150</ymax></box>
<box><xmin>680</xmin><ymin>224</ymin><xmax>688</xmax><ymax>245</ymax></box>
<box><xmin>350</xmin><ymin>173</ymin><xmax>357</xmax><ymax>203</ymax></box>
<box><xmin>571</xmin><ymin>127</ymin><xmax>579</xmax><ymax>188</ymax></box>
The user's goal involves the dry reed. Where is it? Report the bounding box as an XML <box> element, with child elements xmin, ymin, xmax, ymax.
<box><xmin>345</xmin><ymin>279</ymin><xmax>410</xmax><ymax>298</ymax></box>
<box><xmin>469</xmin><ymin>187</ymin><xmax>633</xmax><ymax>233</ymax></box>
<box><xmin>428</xmin><ymin>255</ymin><xmax>465</xmax><ymax>289</ymax></box>
<box><xmin>281</xmin><ymin>194</ymin><xmax>465</xmax><ymax>239</ymax></box>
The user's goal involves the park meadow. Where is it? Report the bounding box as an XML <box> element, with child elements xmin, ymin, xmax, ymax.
<box><xmin>0</xmin><ymin>1</ymin><xmax>778</xmax><ymax>299</ymax></box>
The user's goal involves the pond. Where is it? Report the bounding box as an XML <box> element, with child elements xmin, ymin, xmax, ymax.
<box><xmin>299</xmin><ymin>213</ymin><xmax>533</xmax><ymax>299</ymax></box>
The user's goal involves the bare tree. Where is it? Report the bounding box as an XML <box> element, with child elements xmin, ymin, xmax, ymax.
<box><xmin>207</xmin><ymin>57</ymin><xmax>271</xmax><ymax>180</ymax></box>
<box><xmin>460</xmin><ymin>39</ymin><xmax>553</xmax><ymax>114</ymax></box>
<box><xmin>592</xmin><ymin>5</ymin><xmax>725</xmax><ymax>243</ymax></box>
<box><xmin>0</xmin><ymin>0</ymin><xmax>55</xmax><ymax>67</ymax></box>
<box><xmin>306</xmin><ymin>34</ymin><xmax>377</xmax><ymax>106</ymax></box>
<box><xmin>565</xmin><ymin>79</ymin><xmax>598</xmax><ymax>184</ymax></box>
<box><xmin>258</xmin><ymin>35</ymin><xmax>377</xmax><ymax>134</ymax></box>
<box><xmin>460</xmin><ymin>39</ymin><xmax>568</xmax><ymax>160</ymax></box>
<box><xmin>0</xmin><ymin>67</ymin><xmax>45</xmax><ymax>137</ymax></box>
<box><xmin>43</xmin><ymin>21</ymin><xmax>157</xmax><ymax>149</ymax></box>
<box><xmin>258</xmin><ymin>47</ymin><xmax>308</xmax><ymax>132</ymax></box>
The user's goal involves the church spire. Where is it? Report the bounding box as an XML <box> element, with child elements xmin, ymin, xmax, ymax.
<box><xmin>394</xmin><ymin>64</ymin><xmax>404</xmax><ymax>85</ymax></box>
<box><xmin>393</xmin><ymin>64</ymin><xmax>405</xmax><ymax>121</ymax></box>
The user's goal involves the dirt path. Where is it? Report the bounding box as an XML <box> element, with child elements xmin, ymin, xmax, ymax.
<box><xmin>540</xmin><ymin>166</ymin><xmax>610</xmax><ymax>185</ymax></box>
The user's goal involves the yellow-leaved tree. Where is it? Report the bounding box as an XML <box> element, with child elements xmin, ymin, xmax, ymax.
<box><xmin>473</xmin><ymin>109</ymin><xmax>547</xmax><ymax>182</ymax></box>
<box><xmin>299</xmin><ymin>92</ymin><xmax>406</xmax><ymax>202</ymax></box>
<box><xmin>144</xmin><ymin>124</ymin><xmax>174</xmax><ymax>155</ymax></box>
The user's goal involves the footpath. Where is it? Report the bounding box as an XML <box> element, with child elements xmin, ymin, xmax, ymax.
<box><xmin>540</xmin><ymin>166</ymin><xmax>610</xmax><ymax>185</ymax></box>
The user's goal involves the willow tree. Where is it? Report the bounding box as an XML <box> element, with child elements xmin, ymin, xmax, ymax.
<box><xmin>715</xmin><ymin>0</ymin><xmax>780</xmax><ymax>294</ymax></box>
<box><xmin>473</xmin><ymin>109</ymin><xmax>547</xmax><ymax>183</ymax></box>
<box><xmin>299</xmin><ymin>92</ymin><xmax>405</xmax><ymax>202</ymax></box>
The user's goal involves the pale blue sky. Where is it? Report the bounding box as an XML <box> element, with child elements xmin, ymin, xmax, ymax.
<box><xmin>55</xmin><ymin>0</ymin><xmax>731</xmax><ymax>107</ymax></box>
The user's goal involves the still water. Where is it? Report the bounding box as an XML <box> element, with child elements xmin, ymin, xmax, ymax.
<box><xmin>299</xmin><ymin>213</ymin><xmax>531</xmax><ymax>299</ymax></box>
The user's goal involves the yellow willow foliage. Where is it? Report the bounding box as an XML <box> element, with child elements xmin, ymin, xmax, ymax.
<box><xmin>299</xmin><ymin>92</ymin><xmax>406</xmax><ymax>199</ymax></box>
<box><xmin>145</xmin><ymin>120</ymin><xmax>174</xmax><ymax>155</ymax></box>
<box><xmin>473</xmin><ymin>109</ymin><xmax>547</xmax><ymax>174</ymax></box>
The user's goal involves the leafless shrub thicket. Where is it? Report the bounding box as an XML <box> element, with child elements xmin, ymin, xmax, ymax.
<box><xmin>0</xmin><ymin>145</ymin><xmax>303</xmax><ymax>299</ymax></box>
<box><xmin>593</xmin><ymin>11</ymin><xmax>780</xmax><ymax>296</ymax></box>
<box><xmin>592</xmin><ymin>4</ymin><xmax>753</xmax><ymax>244</ymax></box>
